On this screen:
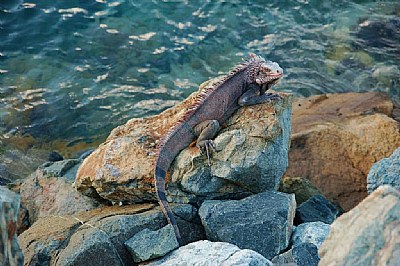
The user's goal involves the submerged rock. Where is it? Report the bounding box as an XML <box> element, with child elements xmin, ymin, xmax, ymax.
<box><xmin>319</xmin><ymin>185</ymin><xmax>400</xmax><ymax>266</ymax></box>
<box><xmin>288</xmin><ymin>92</ymin><xmax>400</xmax><ymax>210</ymax></box>
<box><xmin>146</xmin><ymin>240</ymin><xmax>273</xmax><ymax>266</ymax></box>
<box><xmin>0</xmin><ymin>186</ymin><xmax>24</xmax><ymax>266</ymax></box>
<box><xmin>198</xmin><ymin>191</ymin><xmax>296</xmax><ymax>259</ymax></box>
<box><xmin>75</xmin><ymin>78</ymin><xmax>292</xmax><ymax>204</ymax></box>
<box><xmin>367</xmin><ymin>147</ymin><xmax>400</xmax><ymax>193</ymax></box>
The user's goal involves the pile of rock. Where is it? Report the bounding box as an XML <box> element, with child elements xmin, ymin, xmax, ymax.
<box><xmin>1</xmin><ymin>89</ymin><xmax>399</xmax><ymax>266</ymax></box>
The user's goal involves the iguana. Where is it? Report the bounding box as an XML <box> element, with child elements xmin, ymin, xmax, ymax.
<box><xmin>154</xmin><ymin>53</ymin><xmax>284</xmax><ymax>245</ymax></box>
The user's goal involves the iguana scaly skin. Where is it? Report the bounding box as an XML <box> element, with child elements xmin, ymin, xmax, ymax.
<box><xmin>154</xmin><ymin>53</ymin><xmax>284</xmax><ymax>245</ymax></box>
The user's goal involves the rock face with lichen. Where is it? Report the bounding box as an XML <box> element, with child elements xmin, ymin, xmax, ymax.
<box><xmin>75</xmin><ymin>78</ymin><xmax>292</xmax><ymax>205</ymax></box>
<box><xmin>287</xmin><ymin>92</ymin><xmax>400</xmax><ymax>210</ymax></box>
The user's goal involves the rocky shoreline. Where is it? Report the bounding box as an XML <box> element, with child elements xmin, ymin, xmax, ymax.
<box><xmin>1</xmin><ymin>88</ymin><xmax>399</xmax><ymax>266</ymax></box>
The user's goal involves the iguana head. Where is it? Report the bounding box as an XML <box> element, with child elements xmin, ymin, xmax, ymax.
<box><xmin>246</xmin><ymin>52</ymin><xmax>284</xmax><ymax>91</ymax></box>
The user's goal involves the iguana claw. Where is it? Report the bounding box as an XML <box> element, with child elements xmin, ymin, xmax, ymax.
<box><xmin>197</xmin><ymin>140</ymin><xmax>217</xmax><ymax>166</ymax></box>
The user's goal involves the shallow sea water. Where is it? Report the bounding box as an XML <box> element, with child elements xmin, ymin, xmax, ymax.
<box><xmin>0</xmin><ymin>0</ymin><xmax>399</xmax><ymax>180</ymax></box>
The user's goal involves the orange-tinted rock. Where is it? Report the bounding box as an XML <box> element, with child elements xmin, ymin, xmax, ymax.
<box><xmin>75</xmin><ymin>78</ymin><xmax>292</xmax><ymax>204</ymax></box>
<box><xmin>287</xmin><ymin>92</ymin><xmax>400</xmax><ymax>210</ymax></box>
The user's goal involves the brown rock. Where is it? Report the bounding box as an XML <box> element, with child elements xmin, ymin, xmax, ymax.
<box><xmin>319</xmin><ymin>185</ymin><xmax>400</xmax><ymax>266</ymax></box>
<box><xmin>75</xmin><ymin>78</ymin><xmax>292</xmax><ymax>204</ymax></box>
<box><xmin>287</xmin><ymin>92</ymin><xmax>400</xmax><ymax>210</ymax></box>
<box><xmin>20</xmin><ymin>162</ymin><xmax>101</xmax><ymax>225</ymax></box>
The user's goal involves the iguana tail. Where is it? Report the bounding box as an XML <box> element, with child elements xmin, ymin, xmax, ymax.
<box><xmin>154</xmin><ymin>165</ymin><xmax>183</xmax><ymax>246</ymax></box>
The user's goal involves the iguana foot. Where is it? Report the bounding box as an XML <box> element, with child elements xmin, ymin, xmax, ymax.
<box><xmin>196</xmin><ymin>140</ymin><xmax>217</xmax><ymax>166</ymax></box>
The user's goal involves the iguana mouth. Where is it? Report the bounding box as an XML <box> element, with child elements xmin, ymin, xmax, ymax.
<box><xmin>259</xmin><ymin>75</ymin><xmax>283</xmax><ymax>94</ymax></box>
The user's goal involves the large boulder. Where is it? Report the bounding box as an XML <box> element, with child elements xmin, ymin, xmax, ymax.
<box><xmin>367</xmin><ymin>147</ymin><xmax>400</xmax><ymax>193</ymax></box>
<box><xmin>0</xmin><ymin>186</ymin><xmax>24</xmax><ymax>266</ymax></box>
<box><xmin>198</xmin><ymin>191</ymin><xmax>296</xmax><ymax>259</ymax></box>
<box><xmin>18</xmin><ymin>203</ymin><xmax>205</xmax><ymax>266</ymax></box>
<box><xmin>319</xmin><ymin>185</ymin><xmax>400</xmax><ymax>266</ymax></box>
<box><xmin>146</xmin><ymin>240</ymin><xmax>273</xmax><ymax>266</ymax></box>
<box><xmin>288</xmin><ymin>92</ymin><xmax>400</xmax><ymax>210</ymax></box>
<box><xmin>19</xmin><ymin>159</ymin><xmax>101</xmax><ymax>225</ymax></box>
<box><xmin>75</xmin><ymin>79</ymin><xmax>292</xmax><ymax>204</ymax></box>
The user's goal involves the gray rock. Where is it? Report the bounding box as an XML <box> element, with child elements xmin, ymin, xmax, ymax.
<box><xmin>295</xmin><ymin>195</ymin><xmax>341</xmax><ymax>225</ymax></box>
<box><xmin>198</xmin><ymin>191</ymin><xmax>296</xmax><ymax>259</ymax></box>
<box><xmin>271</xmin><ymin>249</ymin><xmax>295</xmax><ymax>265</ymax></box>
<box><xmin>271</xmin><ymin>243</ymin><xmax>319</xmax><ymax>266</ymax></box>
<box><xmin>97</xmin><ymin>204</ymin><xmax>205</xmax><ymax>263</ymax></box>
<box><xmin>18</xmin><ymin>203</ymin><xmax>204</xmax><ymax>266</ymax></box>
<box><xmin>0</xmin><ymin>186</ymin><xmax>24</xmax><ymax>266</ymax></box>
<box><xmin>41</xmin><ymin>159</ymin><xmax>80</xmax><ymax>179</ymax></box>
<box><xmin>146</xmin><ymin>240</ymin><xmax>272</xmax><ymax>266</ymax></box>
<box><xmin>292</xmin><ymin>243</ymin><xmax>319</xmax><ymax>266</ymax></box>
<box><xmin>125</xmin><ymin>224</ymin><xmax>179</xmax><ymax>262</ymax></box>
<box><xmin>367</xmin><ymin>147</ymin><xmax>400</xmax><ymax>193</ymax></box>
<box><xmin>291</xmin><ymin>222</ymin><xmax>330</xmax><ymax>248</ymax></box>
<box><xmin>57</xmin><ymin>227</ymin><xmax>123</xmax><ymax>266</ymax></box>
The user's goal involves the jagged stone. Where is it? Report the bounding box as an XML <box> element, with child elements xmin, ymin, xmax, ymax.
<box><xmin>295</xmin><ymin>195</ymin><xmax>341</xmax><ymax>225</ymax></box>
<box><xmin>291</xmin><ymin>222</ymin><xmax>330</xmax><ymax>249</ymax></box>
<box><xmin>292</xmin><ymin>243</ymin><xmax>320</xmax><ymax>266</ymax></box>
<box><xmin>75</xmin><ymin>80</ymin><xmax>292</xmax><ymax>204</ymax></box>
<box><xmin>0</xmin><ymin>186</ymin><xmax>24</xmax><ymax>266</ymax></box>
<box><xmin>56</xmin><ymin>227</ymin><xmax>122</xmax><ymax>266</ymax></box>
<box><xmin>367</xmin><ymin>147</ymin><xmax>400</xmax><ymax>193</ymax></box>
<box><xmin>319</xmin><ymin>185</ymin><xmax>400</xmax><ymax>266</ymax></box>
<box><xmin>19</xmin><ymin>159</ymin><xmax>101</xmax><ymax>225</ymax></box>
<box><xmin>146</xmin><ymin>240</ymin><xmax>273</xmax><ymax>266</ymax></box>
<box><xmin>288</xmin><ymin>92</ymin><xmax>400</xmax><ymax>210</ymax></box>
<box><xmin>125</xmin><ymin>224</ymin><xmax>178</xmax><ymax>262</ymax></box>
<box><xmin>198</xmin><ymin>191</ymin><xmax>296</xmax><ymax>259</ymax></box>
<box><xmin>18</xmin><ymin>203</ymin><xmax>204</xmax><ymax>265</ymax></box>
<box><xmin>271</xmin><ymin>243</ymin><xmax>319</xmax><ymax>266</ymax></box>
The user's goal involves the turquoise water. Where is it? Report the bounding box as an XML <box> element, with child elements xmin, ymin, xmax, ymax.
<box><xmin>0</xmin><ymin>0</ymin><xmax>399</xmax><ymax>180</ymax></box>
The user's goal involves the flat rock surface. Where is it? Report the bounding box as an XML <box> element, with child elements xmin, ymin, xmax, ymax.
<box><xmin>145</xmin><ymin>240</ymin><xmax>273</xmax><ymax>266</ymax></box>
<box><xmin>198</xmin><ymin>191</ymin><xmax>296</xmax><ymax>259</ymax></box>
<box><xmin>75</xmin><ymin>78</ymin><xmax>292</xmax><ymax>204</ymax></box>
<box><xmin>319</xmin><ymin>185</ymin><xmax>400</xmax><ymax>266</ymax></box>
<box><xmin>288</xmin><ymin>92</ymin><xmax>400</xmax><ymax>210</ymax></box>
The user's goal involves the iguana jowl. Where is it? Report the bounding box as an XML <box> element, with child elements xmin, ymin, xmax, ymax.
<box><xmin>154</xmin><ymin>53</ymin><xmax>284</xmax><ymax>245</ymax></box>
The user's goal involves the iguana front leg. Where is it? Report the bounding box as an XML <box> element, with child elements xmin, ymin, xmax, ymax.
<box><xmin>194</xmin><ymin>120</ymin><xmax>220</xmax><ymax>165</ymax></box>
<box><xmin>238</xmin><ymin>83</ymin><xmax>281</xmax><ymax>106</ymax></box>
